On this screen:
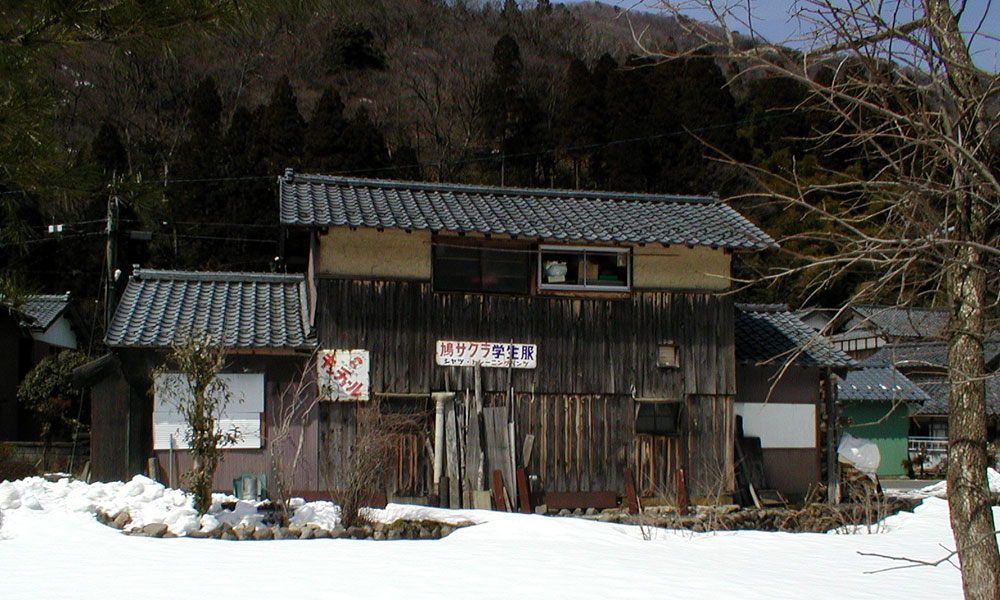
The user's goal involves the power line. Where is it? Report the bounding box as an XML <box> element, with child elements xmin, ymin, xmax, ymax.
<box><xmin>0</xmin><ymin>231</ymin><xmax>104</xmax><ymax>249</ymax></box>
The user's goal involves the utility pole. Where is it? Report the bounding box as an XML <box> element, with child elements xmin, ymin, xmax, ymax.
<box><xmin>105</xmin><ymin>194</ymin><xmax>119</xmax><ymax>332</ymax></box>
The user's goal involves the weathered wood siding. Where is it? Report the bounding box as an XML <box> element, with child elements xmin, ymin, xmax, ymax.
<box><xmin>318</xmin><ymin>400</ymin><xmax>433</xmax><ymax>498</ymax></box>
<box><xmin>317</xmin><ymin>392</ymin><xmax>735</xmax><ymax>499</ymax></box>
<box><xmin>316</xmin><ymin>279</ymin><xmax>735</xmax><ymax>398</ymax></box>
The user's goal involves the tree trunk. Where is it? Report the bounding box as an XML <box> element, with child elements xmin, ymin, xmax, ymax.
<box><xmin>946</xmin><ymin>244</ymin><xmax>1000</xmax><ymax>600</ymax></box>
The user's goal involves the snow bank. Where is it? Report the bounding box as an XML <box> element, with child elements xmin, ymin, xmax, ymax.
<box><xmin>1</xmin><ymin>466</ymin><xmax>997</xmax><ymax>539</ymax></box>
<box><xmin>887</xmin><ymin>467</ymin><xmax>1000</xmax><ymax>501</ymax></box>
<box><xmin>0</xmin><ymin>475</ymin><xmax>343</xmax><ymax>536</ymax></box>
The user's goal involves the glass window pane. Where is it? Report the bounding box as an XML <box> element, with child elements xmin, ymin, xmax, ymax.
<box><xmin>584</xmin><ymin>252</ymin><xmax>628</xmax><ymax>286</ymax></box>
<box><xmin>540</xmin><ymin>251</ymin><xmax>581</xmax><ymax>285</ymax></box>
<box><xmin>435</xmin><ymin>244</ymin><xmax>528</xmax><ymax>294</ymax></box>
<box><xmin>539</xmin><ymin>246</ymin><xmax>629</xmax><ymax>290</ymax></box>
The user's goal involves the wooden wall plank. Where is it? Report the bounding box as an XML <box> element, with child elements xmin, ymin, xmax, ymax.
<box><xmin>316</xmin><ymin>279</ymin><xmax>735</xmax><ymax>398</ymax></box>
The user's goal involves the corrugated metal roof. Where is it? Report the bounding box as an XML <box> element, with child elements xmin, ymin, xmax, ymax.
<box><xmin>735</xmin><ymin>304</ymin><xmax>854</xmax><ymax>368</ymax></box>
<box><xmin>835</xmin><ymin>366</ymin><xmax>931</xmax><ymax>403</ymax></box>
<box><xmin>105</xmin><ymin>269</ymin><xmax>314</xmax><ymax>349</ymax></box>
<box><xmin>278</xmin><ymin>172</ymin><xmax>776</xmax><ymax>250</ymax></box>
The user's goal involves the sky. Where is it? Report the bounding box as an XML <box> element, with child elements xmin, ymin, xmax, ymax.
<box><xmin>569</xmin><ymin>0</ymin><xmax>1000</xmax><ymax>71</ymax></box>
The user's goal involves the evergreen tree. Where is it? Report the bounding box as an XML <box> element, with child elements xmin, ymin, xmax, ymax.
<box><xmin>479</xmin><ymin>34</ymin><xmax>551</xmax><ymax>186</ymax></box>
<box><xmin>339</xmin><ymin>108</ymin><xmax>390</xmax><ymax>175</ymax></box>
<box><xmin>304</xmin><ymin>88</ymin><xmax>349</xmax><ymax>171</ymax></box>
<box><xmin>390</xmin><ymin>145</ymin><xmax>421</xmax><ymax>181</ymax></box>
<box><xmin>481</xmin><ymin>34</ymin><xmax>524</xmax><ymax>149</ymax></box>
<box><xmin>557</xmin><ymin>58</ymin><xmax>605</xmax><ymax>187</ymax></box>
<box><xmin>259</xmin><ymin>76</ymin><xmax>305</xmax><ymax>170</ymax></box>
<box><xmin>322</xmin><ymin>22</ymin><xmax>386</xmax><ymax>73</ymax></box>
<box><xmin>91</xmin><ymin>121</ymin><xmax>129</xmax><ymax>176</ymax></box>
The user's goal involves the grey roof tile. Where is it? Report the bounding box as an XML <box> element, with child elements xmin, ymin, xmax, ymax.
<box><xmin>735</xmin><ymin>304</ymin><xmax>855</xmax><ymax>368</ymax></box>
<box><xmin>835</xmin><ymin>366</ymin><xmax>931</xmax><ymax>403</ymax></box>
<box><xmin>105</xmin><ymin>269</ymin><xmax>314</xmax><ymax>349</ymax></box>
<box><xmin>850</xmin><ymin>305</ymin><xmax>950</xmax><ymax>339</ymax></box>
<box><xmin>861</xmin><ymin>340</ymin><xmax>1000</xmax><ymax>370</ymax></box>
<box><xmin>12</xmin><ymin>293</ymin><xmax>72</xmax><ymax>330</ymax></box>
<box><xmin>910</xmin><ymin>378</ymin><xmax>1000</xmax><ymax>416</ymax></box>
<box><xmin>279</xmin><ymin>172</ymin><xmax>776</xmax><ymax>250</ymax></box>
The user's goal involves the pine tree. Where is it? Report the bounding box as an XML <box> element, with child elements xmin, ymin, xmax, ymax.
<box><xmin>557</xmin><ymin>58</ymin><xmax>604</xmax><ymax>188</ymax></box>
<box><xmin>91</xmin><ymin>122</ymin><xmax>129</xmax><ymax>176</ymax></box>
<box><xmin>259</xmin><ymin>76</ymin><xmax>305</xmax><ymax>170</ymax></box>
<box><xmin>304</xmin><ymin>88</ymin><xmax>348</xmax><ymax>171</ymax></box>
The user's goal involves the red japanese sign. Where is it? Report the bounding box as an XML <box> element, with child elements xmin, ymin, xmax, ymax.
<box><xmin>317</xmin><ymin>349</ymin><xmax>370</xmax><ymax>400</ymax></box>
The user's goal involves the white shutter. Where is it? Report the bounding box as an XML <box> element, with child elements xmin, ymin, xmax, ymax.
<box><xmin>153</xmin><ymin>373</ymin><xmax>265</xmax><ymax>450</ymax></box>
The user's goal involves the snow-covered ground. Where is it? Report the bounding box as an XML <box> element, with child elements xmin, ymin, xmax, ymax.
<box><xmin>1</xmin><ymin>473</ymin><xmax>998</xmax><ymax>600</ymax></box>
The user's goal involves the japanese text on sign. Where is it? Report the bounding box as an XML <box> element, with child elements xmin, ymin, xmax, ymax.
<box><xmin>318</xmin><ymin>349</ymin><xmax>370</xmax><ymax>401</ymax></box>
<box><xmin>435</xmin><ymin>340</ymin><xmax>537</xmax><ymax>369</ymax></box>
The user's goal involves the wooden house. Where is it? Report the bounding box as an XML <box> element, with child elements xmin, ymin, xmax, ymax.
<box><xmin>279</xmin><ymin>171</ymin><xmax>775</xmax><ymax>507</ymax></box>
<box><xmin>0</xmin><ymin>293</ymin><xmax>78</xmax><ymax>441</ymax></box>
<box><xmin>797</xmin><ymin>305</ymin><xmax>949</xmax><ymax>359</ymax></box>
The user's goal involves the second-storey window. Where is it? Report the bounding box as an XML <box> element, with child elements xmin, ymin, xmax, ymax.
<box><xmin>538</xmin><ymin>245</ymin><xmax>630</xmax><ymax>291</ymax></box>
<box><xmin>434</xmin><ymin>243</ymin><xmax>529</xmax><ymax>294</ymax></box>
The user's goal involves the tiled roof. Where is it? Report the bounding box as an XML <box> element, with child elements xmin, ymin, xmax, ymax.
<box><xmin>105</xmin><ymin>269</ymin><xmax>314</xmax><ymax>349</ymax></box>
<box><xmin>735</xmin><ymin>304</ymin><xmax>854</xmax><ymax>368</ymax></box>
<box><xmin>835</xmin><ymin>366</ymin><xmax>931</xmax><ymax>403</ymax></box>
<box><xmin>910</xmin><ymin>379</ymin><xmax>1000</xmax><ymax>416</ymax></box>
<box><xmin>278</xmin><ymin>171</ymin><xmax>776</xmax><ymax>250</ymax></box>
<box><xmin>850</xmin><ymin>305</ymin><xmax>949</xmax><ymax>339</ymax></box>
<box><xmin>7</xmin><ymin>293</ymin><xmax>71</xmax><ymax>330</ymax></box>
<box><xmin>861</xmin><ymin>341</ymin><xmax>1000</xmax><ymax>371</ymax></box>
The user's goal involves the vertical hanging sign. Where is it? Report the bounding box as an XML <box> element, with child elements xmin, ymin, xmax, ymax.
<box><xmin>318</xmin><ymin>349</ymin><xmax>370</xmax><ymax>401</ymax></box>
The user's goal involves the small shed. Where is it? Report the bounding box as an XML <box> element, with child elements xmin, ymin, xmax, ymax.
<box><xmin>835</xmin><ymin>364</ymin><xmax>930</xmax><ymax>477</ymax></box>
<box><xmin>734</xmin><ymin>304</ymin><xmax>854</xmax><ymax>500</ymax></box>
<box><xmin>93</xmin><ymin>269</ymin><xmax>316</xmax><ymax>489</ymax></box>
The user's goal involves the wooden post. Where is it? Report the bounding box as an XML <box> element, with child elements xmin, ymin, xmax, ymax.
<box><xmin>492</xmin><ymin>469</ymin><xmax>507</xmax><ymax>512</ymax></box>
<box><xmin>516</xmin><ymin>467</ymin><xmax>531</xmax><ymax>513</ymax></box>
<box><xmin>445</xmin><ymin>399</ymin><xmax>461</xmax><ymax>509</ymax></box>
<box><xmin>624</xmin><ymin>467</ymin><xmax>639</xmax><ymax>514</ymax></box>
<box><xmin>825</xmin><ymin>370</ymin><xmax>842</xmax><ymax>503</ymax></box>
<box><xmin>676</xmin><ymin>468</ymin><xmax>689</xmax><ymax>515</ymax></box>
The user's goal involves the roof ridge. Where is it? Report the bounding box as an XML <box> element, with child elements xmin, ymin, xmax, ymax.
<box><xmin>854</xmin><ymin>304</ymin><xmax>948</xmax><ymax>313</ymax></box>
<box><xmin>133</xmin><ymin>268</ymin><xmax>305</xmax><ymax>283</ymax></box>
<box><xmin>284</xmin><ymin>170</ymin><xmax>719</xmax><ymax>205</ymax></box>
<box><xmin>26</xmin><ymin>292</ymin><xmax>72</xmax><ymax>301</ymax></box>
<box><xmin>736</xmin><ymin>303</ymin><xmax>790</xmax><ymax>313</ymax></box>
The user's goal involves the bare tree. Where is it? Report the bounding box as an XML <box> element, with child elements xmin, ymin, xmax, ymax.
<box><xmin>641</xmin><ymin>1</ymin><xmax>999</xmax><ymax>597</ymax></box>
<box><xmin>267</xmin><ymin>356</ymin><xmax>320</xmax><ymax>527</ymax></box>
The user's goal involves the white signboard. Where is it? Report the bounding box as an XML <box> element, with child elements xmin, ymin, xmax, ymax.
<box><xmin>318</xmin><ymin>349</ymin><xmax>370</xmax><ymax>401</ymax></box>
<box><xmin>435</xmin><ymin>340</ymin><xmax>537</xmax><ymax>369</ymax></box>
<box><xmin>152</xmin><ymin>373</ymin><xmax>264</xmax><ymax>450</ymax></box>
<box><xmin>734</xmin><ymin>403</ymin><xmax>816</xmax><ymax>449</ymax></box>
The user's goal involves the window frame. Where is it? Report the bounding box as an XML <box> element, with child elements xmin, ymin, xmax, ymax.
<box><xmin>537</xmin><ymin>244</ymin><xmax>631</xmax><ymax>292</ymax></box>
<box><xmin>635</xmin><ymin>400</ymin><xmax>683</xmax><ymax>436</ymax></box>
<box><xmin>432</xmin><ymin>240</ymin><xmax>532</xmax><ymax>295</ymax></box>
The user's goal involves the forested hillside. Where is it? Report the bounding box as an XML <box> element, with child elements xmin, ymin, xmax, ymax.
<box><xmin>1</xmin><ymin>0</ymin><xmax>878</xmax><ymax>348</ymax></box>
